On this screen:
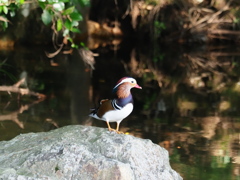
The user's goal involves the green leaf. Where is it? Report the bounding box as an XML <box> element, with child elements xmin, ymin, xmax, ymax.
<box><xmin>63</xmin><ymin>6</ymin><xmax>75</xmax><ymax>15</ymax></box>
<box><xmin>59</xmin><ymin>0</ymin><xmax>69</xmax><ymax>2</ymax></box>
<box><xmin>0</xmin><ymin>69</ymin><xmax>17</xmax><ymax>82</ymax></box>
<box><xmin>3</xmin><ymin>21</ymin><xmax>8</xmax><ymax>30</ymax></box>
<box><xmin>68</xmin><ymin>37</ymin><xmax>73</xmax><ymax>43</ymax></box>
<box><xmin>80</xmin><ymin>42</ymin><xmax>86</xmax><ymax>47</ymax></box>
<box><xmin>70</xmin><ymin>12</ymin><xmax>82</xmax><ymax>21</ymax></box>
<box><xmin>78</xmin><ymin>0</ymin><xmax>90</xmax><ymax>7</ymax></box>
<box><xmin>41</xmin><ymin>10</ymin><xmax>52</xmax><ymax>25</ymax></box>
<box><xmin>57</xmin><ymin>19</ymin><xmax>62</xmax><ymax>31</ymax></box>
<box><xmin>53</xmin><ymin>2</ymin><xmax>65</xmax><ymax>11</ymax></box>
<box><xmin>3</xmin><ymin>6</ymin><xmax>8</xmax><ymax>14</ymax></box>
<box><xmin>71</xmin><ymin>43</ymin><xmax>78</xmax><ymax>48</ymax></box>
<box><xmin>17</xmin><ymin>0</ymin><xmax>25</xmax><ymax>4</ymax></box>
<box><xmin>71</xmin><ymin>27</ymin><xmax>80</xmax><ymax>33</ymax></box>
<box><xmin>64</xmin><ymin>19</ymin><xmax>72</xmax><ymax>29</ymax></box>
<box><xmin>38</xmin><ymin>2</ymin><xmax>46</xmax><ymax>9</ymax></box>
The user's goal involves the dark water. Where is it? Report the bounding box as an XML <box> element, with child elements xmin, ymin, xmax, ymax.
<box><xmin>0</xmin><ymin>44</ymin><xmax>240</xmax><ymax>180</ymax></box>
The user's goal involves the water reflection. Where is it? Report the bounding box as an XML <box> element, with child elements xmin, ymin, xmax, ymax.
<box><xmin>0</xmin><ymin>47</ymin><xmax>93</xmax><ymax>140</ymax></box>
<box><xmin>90</xmin><ymin>43</ymin><xmax>240</xmax><ymax>179</ymax></box>
<box><xmin>0</xmin><ymin>44</ymin><xmax>240</xmax><ymax>180</ymax></box>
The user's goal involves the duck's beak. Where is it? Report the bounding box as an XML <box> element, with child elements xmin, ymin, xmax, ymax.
<box><xmin>134</xmin><ymin>84</ymin><xmax>142</xmax><ymax>89</ymax></box>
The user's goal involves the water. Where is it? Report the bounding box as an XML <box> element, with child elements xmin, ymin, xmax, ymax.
<box><xmin>0</xmin><ymin>44</ymin><xmax>240</xmax><ymax>180</ymax></box>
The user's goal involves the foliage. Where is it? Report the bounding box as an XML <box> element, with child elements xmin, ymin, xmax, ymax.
<box><xmin>0</xmin><ymin>0</ymin><xmax>90</xmax><ymax>47</ymax></box>
<box><xmin>153</xmin><ymin>20</ymin><xmax>166</xmax><ymax>38</ymax></box>
<box><xmin>0</xmin><ymin>0</ymin><xmax>24</xmax><ymax>30</ymax></box>
<box><xmin>0</xmin><ymin>59</ymin><xmax>16</xmax><ymax>82</ymax></box>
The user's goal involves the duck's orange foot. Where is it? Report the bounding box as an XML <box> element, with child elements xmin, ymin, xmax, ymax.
<box><xmin>108</xmin><ymin>128</ymin><xmax>118</xmax><ymax>132</ymax></box>
<box><xmin>116</xmin><ymin>131</ymin><xmax>124</xmax><ymax>134</ymax></box>
<box><xmin>108</xmin><ymin>128</ymin><xmax>124</xmax><ymax>134</ymax></box>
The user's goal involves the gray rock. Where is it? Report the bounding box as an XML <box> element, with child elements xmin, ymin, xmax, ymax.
<box><xmin>0</xmin><ymin>125</ymin><xmax>182</xmax><ymax>180</ymax></box>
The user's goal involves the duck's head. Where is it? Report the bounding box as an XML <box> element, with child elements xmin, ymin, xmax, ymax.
<box><xmin>113</xmin><ymin>77</ymin><xmax>142</xmax><ymax>98</ymax></box>
<box><xmin>113</xmin><ymin>77</ymin><xmax>142</xmax><ymax>90</ymax></box>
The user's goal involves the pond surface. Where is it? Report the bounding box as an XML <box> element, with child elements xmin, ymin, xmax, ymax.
<box><xmin>0</xmin><ymin>43</ymin><xmax>240</xmax><ymax>180</ymax></box>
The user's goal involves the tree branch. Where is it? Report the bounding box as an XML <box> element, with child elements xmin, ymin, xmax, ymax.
<box><xmin>0</xmin><ymin>78</ymin><xmax>46</xmax><ymax>99</ymax></box>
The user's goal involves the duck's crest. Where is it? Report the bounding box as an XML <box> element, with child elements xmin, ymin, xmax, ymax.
<box><xmin>113</xmin><ymin>77</ymin><xmax>132</xmax><ymax>91</ymax></box>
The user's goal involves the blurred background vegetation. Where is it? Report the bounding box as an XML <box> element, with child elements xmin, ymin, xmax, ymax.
<box><xmin>1</xmin><ymin>0</ymin><xmax>240</xmax><ymax>47</ymax></box>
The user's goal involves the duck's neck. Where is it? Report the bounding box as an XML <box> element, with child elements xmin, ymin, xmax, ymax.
<box><xmin>113</xmin><ymin>83</ymin><xmax>133</xmax><ymax>107</ymax></box>
<box><xmin>115</xmin><ymin>94</ymin><xmax>133</xmax><ymax>107</ymax></box>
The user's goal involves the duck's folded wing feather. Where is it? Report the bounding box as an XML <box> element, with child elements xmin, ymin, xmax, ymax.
<box><xmin>97</xmin><ymin>99</ymin><xmax>115</xmax><ymax>118</ymax></box>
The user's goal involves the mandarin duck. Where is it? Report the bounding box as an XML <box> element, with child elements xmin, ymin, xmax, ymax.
<box><xmin>90</xmin><ymin>77</ymin><xmax>142</xmax><ymax>134</ymax></box>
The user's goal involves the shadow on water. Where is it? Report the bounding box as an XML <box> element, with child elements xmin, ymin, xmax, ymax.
<box><xmin>0</xmin><ymin>43</ymin><xmax>240</xmax><ymax>180</ymax></box>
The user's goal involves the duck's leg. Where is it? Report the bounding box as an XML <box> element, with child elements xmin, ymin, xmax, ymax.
<box><xmin>116</xmin><ymin>121</ymin><xmax>124</xmax><ymax>134</ymax></box>
<box><xmin>106</xmin><ymin>121</ymin><xmax>116</xmax><ymax>132</ymax></box>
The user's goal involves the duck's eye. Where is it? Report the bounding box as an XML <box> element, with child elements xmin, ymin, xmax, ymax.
<box><xmin>131</xmin><ymin>81</ymin><xmax>134</xmax><ymax>83</ymax></box>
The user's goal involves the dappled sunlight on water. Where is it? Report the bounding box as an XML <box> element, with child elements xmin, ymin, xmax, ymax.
<box><xmin>0</xmin><ymin>44</ymin><xmax>240</xmax><ymax>179</ymax></box>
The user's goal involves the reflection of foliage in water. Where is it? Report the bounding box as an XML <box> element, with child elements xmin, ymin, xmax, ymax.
<box><xmin>136</xmin><ymin>43</ymin><xmax>240</xmax><ymax>116</ymax></box>
<box><xmin>143</xmin><ymin>92</ymin><xmax>157</xmax><ymax>110</ymax></box>
<box><xmin>169</xmin><ymin>128</ymin><xmax>236</xmax><ymax>180</ymax></box>
<box><xmin>127</xmin><ymin>44</ymin><xmax>240</xmax><ymax>180</ymax></box>
<box><xmin>171</xmin><ymin>148</ymin><xmax>233</xmax><ymax>180</ymax></box>
<box><xmin>153</xmin><ymin>20</ymin><xmax>166</xmax><ymax>39</ymax></box>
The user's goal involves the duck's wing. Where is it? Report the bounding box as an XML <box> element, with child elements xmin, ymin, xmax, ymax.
<box><xmin>96</xmin><ymin>99</ymin><xmax>115</xmax><ymax>118</ymax></box>
<box><xmin>90</xmin><ymin>99</ymin><xmax>116</xmax><ymax>118</ymax></box>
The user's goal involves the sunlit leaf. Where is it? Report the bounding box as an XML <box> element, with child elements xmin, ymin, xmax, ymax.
<box><xmin>1</xmin><ymin>0</ymin><xmax>8</xmax><ymax>4</ymax></box>
<box><xmin>41</xmin><ymin>10</ymin><xmax>52</xmax><ymax>25</ymax></box>
<box><xmin>3</xmin><ymin>6</ymin><xmax>8</xmax><ymax>14</ymax></box>
<box><xmin>72</xmin><ymin>20</ymin><xmax>78</xmax><ymax>27</ymax></box>
<box><xmin>57</xmin><ymin>19</ymin><xmax>62</xmax><ymax>31</ymax></box>
<box><xmin>63</xmin><ymin>6</ymin><xmax>75</xmax><ymax>15</ymax></box>
<box><xmin>18</xmin><ymin>0</ymin><xmax>25</xmax><ymax>4</ymax></box>
<box><xmin>10</xmin><ymin>10</ymin><xmax>15</xmax><ymax>17</ymax></box>
<box><xmin>70</xmin><ymin>12</ymin><xmax>82</xmax><ymax>21</ymax></box>
<box><xmin>71</xmin><ymin>43</ymin><xmax>78</xmax><ymax>48</ymax></box>
<box><xmin>53</xmin><ymin>2</ymin><xmax>65</xmax><ymax>11</ymax></box>
<box><xmin>63</xmin><ymin>29</ymin><xmax>69</xmax><ymax>36</ymax></box>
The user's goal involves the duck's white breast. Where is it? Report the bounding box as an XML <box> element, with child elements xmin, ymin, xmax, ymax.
<box><xmin>102</xmin><ymin>103</ymin><xmax>133</xmax><ymax>122</ymax></box>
